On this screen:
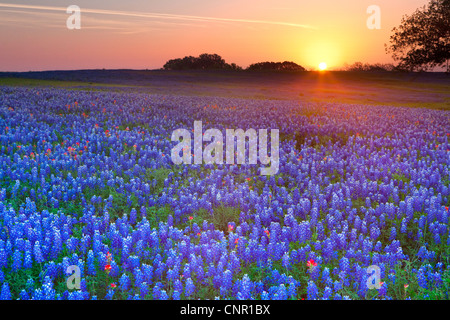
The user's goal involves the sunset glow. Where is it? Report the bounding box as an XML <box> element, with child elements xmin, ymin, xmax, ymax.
<box><xmin>0</xmin><ymin>0</ymin><xmax>433</xmax><ymax>71</ymax></box>
<box><xmin>318</xmin><ymin>62</ymin><xmax>327</xmax><ymax>71</ymax></box>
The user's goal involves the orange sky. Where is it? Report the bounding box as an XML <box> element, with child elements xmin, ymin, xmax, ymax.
<box><xmin>0</xmin><ymin>0</ymin><xmax>431</xmax><ymax>71</ymax></box>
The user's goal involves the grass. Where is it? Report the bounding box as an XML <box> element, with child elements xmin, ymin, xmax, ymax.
<box><xmin>0</xmin><ymin>77</ymin><xmax>97</xmax><ymax>87</ymax></box>
<box><xmin>0</xmin><ymin>77</ymin><xmax>133</xmax><ymax>92</ymax></box>
<box><xmin>1</xmin><ymin>71</ymin><xmax>449</xmax><ymax>110</ymax></box>
<box><xmin>191</xmin><ymin>205</ymin><xmax>241</xmax><ymax>233</ymax></box>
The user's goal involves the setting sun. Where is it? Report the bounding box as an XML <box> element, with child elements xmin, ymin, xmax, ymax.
<box><xmin>318</xmin><ymin>62</ymin><xmax>327</xmax><ymax>71</ymax></box>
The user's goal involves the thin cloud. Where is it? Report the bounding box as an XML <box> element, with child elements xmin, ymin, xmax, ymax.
<box><xmin>0</xmin><ymin>9</ymin><xmax>61</xmax><ymax>28</ymax></box>
<box><xmin>0</xmin><ymin>7</ymin><xmax>209</xmax><ymax>33</ymax></box>
<box><xmin>0</xmin><ymin>3</ymin><xmax>316</xmax><ymax>29</ymax></box>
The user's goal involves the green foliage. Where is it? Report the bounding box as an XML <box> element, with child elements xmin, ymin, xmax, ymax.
<box><xmin>386</xmin><ymin>0</ymin><xmax>450</xmax><ymax>72</ymax></box>
<box><xmin>146</xmin><ymin>205</ymin><xmax>173</xmax><ymax>229</ymax></box>
<box><xmin>193</xmin><ymin>205</ymin><xmax>241</xmax><ymax>233</ymax></box>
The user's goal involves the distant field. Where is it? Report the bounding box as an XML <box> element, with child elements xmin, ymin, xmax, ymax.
<box><xmin>0</xmin><ymin>77</ymin><xmax>129</xmax><ymax>90</ymax></box>
<box><xmin>0</xmin><ymin>70</ymin><xmax>449</xmax><ymax>109</ymax></box>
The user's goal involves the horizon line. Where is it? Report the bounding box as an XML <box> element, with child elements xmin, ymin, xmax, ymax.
<box><xmin>1</xmin><ymin>68</ymin><xmax>447</xmax><ymax>73</ymax></box>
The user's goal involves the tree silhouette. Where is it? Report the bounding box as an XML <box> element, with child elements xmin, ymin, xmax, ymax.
<box><xmin>343</xmin><ymin>62</ymin><xmax>395</xmax><ymax>72</ymax></box>
<box><xmin>246</xmin><ymin>61</ymin><xmax>306</xmax><ymax>72</ymax></box>
<box><xmin>385</xmin><ymin>0</ymin><xmax>450</xmax><ymax>72</ymax></box>
<box><xmin>163</xmin><ymin>53</ymin><xmax>242</xmax><ymax>71</ymax></box>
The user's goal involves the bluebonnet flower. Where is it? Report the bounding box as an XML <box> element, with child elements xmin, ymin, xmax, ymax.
<box><xmin>139</xmin><ymin>282</ymin><xmax>149</xmax><ymax>299</ymax></box>
<box><xmin>172</xmin><ymin>290</ymin><xmax>181</xmax><ymax>300</ymax></box>
<box><xmin>80</xmin><ymin>235</ymin><xmax>90</xmax><ymax>255</ymax></box>
<box><xmin>310</xmin><ymin>264</ymin><xmax>320</xmax><ymax>282</ymax></box>
<box><xmin>119</xmin><ymin>273</ymin><xmax>131</xmax><ymax>291</ymax></box>
<box><xmin>159</xmin><ymin>290</ymin><xmax>169</xmax><ymax>300</ymax></box>
<box><xmin>287</xmin><ymin>282</ymin><xmax>297</xmax><ymax>299</ymax></box>
<box><xmin>0</xmin><ymin>249</ymin><xmax>7</xmax><ymax>269</ymax></box>
<box><xmin>357</xmin><ymin>272</ymin><xmax>368</xmax><ymax>298</ymax></box>
<box><xmin>150</xmin><ymin>283</ymin><xmax>162</xmax><ymax>300</ymax></box>
<box><xmin>33</xmin><ymin>241</ymin><xmax>44</xmax><ymax>264</ymax></box>
<box><xmin>281</xmin><ymin>252</ymin><xmax>290</xmax><ymax>270</ymax></box>
<box><xmin>432</xmin><ymin>272</ymin><xmax>442</xmax><ymax>287</ymax></box>
<box><xmin>22</xmin><ymin>250</ymin><xmax>33</xmax><ymax>269</ymax></box>
<box><xmin>389</xmin><ymin>227</ymin><xmax>397</xmax><ymax>241</ymax></box>
<box><xmin>133</xmin><ymin>267</ymin><xmax>144</xmax><ymax>286</ymax></box>
<box><xmin>322</xmin><ymin>287</ymin><xmax>332</xmax><ymax>300</ymax></box>
<box><xmin>87</xmin><ymin>250</ymin><xmax>96</xmax><ymax>275</ymax></box>
<box><xmin>339</xmin><ymin>257</ymin><xmax>350</xmax><ymax>273</ymax></box>
<box><xmin>12</xmin><ymin>249</ymin><xmax>22</xmax><ymax>271</ymax></box>
<box><xmin>417</xmin><ymin>268</ymin><xmax>427</xmax><ymax>289</ymax></box>
<box><xmin>51</xmin><ymin>228</ymin><xmax>62</xmax><ymax>258</ymax></box>
<box><xmin>213</xmin><ymin>273</ymin><xmax>223</xmax><ymax>290</ymax></box>
<box><xmin>183</xmin><ymin>263</ymin><xmax>191</xmax><ymax>279</ymax></box>
<box><xmin>42</xmin><ymin>277</ymin><xmax>56</xmax><ymax>300</ymax></box>
<box><xmin>46</xmin><ymin>261</ymin><xmax>59</xmax><ymax>279</ymax></box>
<box><xmin>306</xmin><ymin>281</ymin><xmax>318</xmax><ymax>300</ymax></box>
<box><xmin>274</xmin><ymin>284</ymin><xmax>286</xmax><ymax>300</ymax></box>
<box><xmin>222</xmin><ymin>269</ymin><xmax>233</xmax><ymax>292</ymax></box>
<box><xmin>400</xmin><ymin>218</ymin><xmax>407</xmax><ymax>234</ymax></box>
<box><xmin>130</xmin><ymin>208</ymin><xmax>137</xmax><ymax>225</ymax></box>
<box><xmin>0</xmin><ymin>283</ymin><xmax>11</xmax><ymax>300</ymax></box>
<box><xmin>127</xmin><ymin>255</ymin><xmax>140</xmax><ymax>271</ymax></box>
<box><xmin>237</xmin><ymin>274</ymin><xmax>252</xmax><ymax>300</ymax></box>
<box><xmin>142</xmin><ymin>264</ymin><xmax>154</xmax><ymax>284</ymax></box>
<box><xmin>19</xmin><ymin>289</ymin><xmax>29</xmax><ymax>300</ymax></box>
<box><xmin>104</xmin><ymin>289</ymin><xmax>115</xmax><ymax>300</ymax></box>
<box><xmin>173</xmin><ymin>279</ymin><xmax>183</xmax><ymax>293</ymax></box>
<box><xmin>184</xmin><ymin>278</ymin><xmax>195</xmax><ymax>298</ymax></box>
<box><xmin>333</xmin><ymin>279</ymin><xmax>342</xmax><ymax>292</ymax></box>
<box><xmin>321</xmin><ymin>267</ymin><xmax>333</xmax><ymax>287</ymax></box>
<box><xmin>33</xmin><ymin>288</ymin><xmax>44</xmax><ymax>300</ymax></box>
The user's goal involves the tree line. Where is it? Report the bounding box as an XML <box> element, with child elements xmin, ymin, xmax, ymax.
<box><xmin>340</xmin><ymin>62</ymin><xmax>399</xmax><ymax>72</ymax></box>
<box><xmin>163</xmin><ymin>54</ymin><xmax>402</xmax><ymax>72</ymax></box>
<box><xmin>163</xmin><ymin>54</ymin><xmax>242</xmax><ymax>71</ymax></box>
<box><xmin>163</xmin><ymin>53</ymin><xmax>306</xmax><ymax>72</ymax></box>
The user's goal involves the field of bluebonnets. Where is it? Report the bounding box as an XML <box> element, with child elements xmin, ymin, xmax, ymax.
<box><xmin>0</xmin><ymin>85</ymin><xmax>449</xmax><ymax>300</ymax></box>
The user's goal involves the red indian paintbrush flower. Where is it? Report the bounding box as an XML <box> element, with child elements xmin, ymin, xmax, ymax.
<box><xmin>307</xmin><ymin>259</ymin><xmax>317</xmax><ymax>268</ymax></box>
